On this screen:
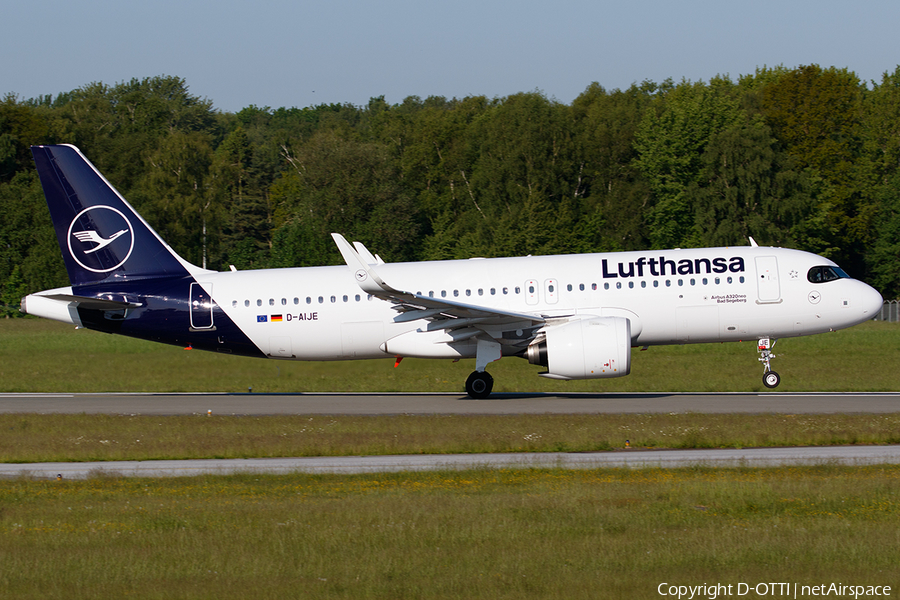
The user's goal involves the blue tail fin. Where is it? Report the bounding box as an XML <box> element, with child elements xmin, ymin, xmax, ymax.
<box><xmin>31</xmin><ymin>144</ymin><xmax>194</xmax><ymax>286</ymax></box>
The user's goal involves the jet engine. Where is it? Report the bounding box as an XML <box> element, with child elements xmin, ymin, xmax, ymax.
<box><xmin>526</xmin><ymin>316</ymin><xmax>631</xmax><ymax>380</ymax></box>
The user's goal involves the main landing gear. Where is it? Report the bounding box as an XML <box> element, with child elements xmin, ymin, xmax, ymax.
<box><xmin>465</xmin><ymin>338</ymin><xmax>501</xmax><ymax>399</ymax></box>
<box><xmin>465</xmin><ymin>370</ymin><xmax>494</xmax><ymax>399</ymax></box>
<box><xmin>758</xmin><ymin>338</ymin><xmax>780</xmax><ymax>388</ymax></box>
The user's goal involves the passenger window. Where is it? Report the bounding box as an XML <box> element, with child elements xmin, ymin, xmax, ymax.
<box><xmin>503</xmin><ymin>287</ymin><xmax>509</xmax><ymax>295</ymax></box>
<box><xmin>318</xmin><ymin>296</ymin><xmax>324</xmax><ymax>304</ymax></box>
<box><xmin>244</xmin><ymin>300</ymin><xmax>250</xmax><ymax>307</ymax></box>
<box><xmin>628</xmin><ymin>281</ymin><xmax>634</xmax><ymax>289</ymax></box>
<box><xmin>269</xmin><ymin>298</ymin><xmax>275</xmax><ymax>306</ymax></box>
<box><xmin>330</xmin><ymin>296</ymin><xmax>336</xmax><ymax>303</ymax></box>
<box><xmin>604</xmin><ymin>283</ymin><xmax>610</xmax><ymax>290</ymax></box>
<box><xmin>591</xmin><ymin>283</ymin><xmax>597</xmax><ymax>290</ymax></box>
<box><xmin>616</xmin><ymin>282</ymin><xmax>622</xmax><ymax>289</ymax></box>
<box><xmin>653</xmin><ymin>281</ymin><xmax>659</xmax><ymax>288</ymax></box>
<box><xmin>257</xmin><ymin>299</ymin><xmax>262</xmax><ymax>306</ymax></box>
<box><xmin>490</xmin><ymin>288</ymin><xmax>496</xmax><ymax>295</ymax></box>
<box><xmin>479</xmin><ymin>289</ymin><xmax>484</xmax><ymax>296</ymax></box>
<box><xmin>466</xmin><ymin>289</ymin><xmax>471</xmax><ymax>297</ymax></box>
<box><xmin>453</xmin><ymin>290</ymin><xmax>459</xmax><ymax>297</ymax></box>
<box><xmin>641</xmin><ymin>281</ymin><xmax>647</xmax><ymax>288</ymax></box>
<box><xmin>666</xmin><ymin>280</ymin><xmax>671</xmax><ymax>287</ymax></box>
<box><xmin>355</xmin><ymin>295</ymin><xmax>361</xmax><ymax>301</ymax></box>
<box><xmin>232</xmin><ymin>300</ymin><xmax>237</xmax><ymax>308</ymax></box>
<box><xmin>281</xmin><ymin>298</ymin><xmax>287</xmax><ymax>305</ymax></box>
<box><xmin>293</xmin><ymin>297</ymin><xmax>299</xmax><ymax>305</ymax></box>
<box><xmin>343</xmin><ymin>295</ymin><xmax>348</xmax><ymax>302</ymax></box>
<box><xmin>306</xmin><ymin>297</ymin><xmax>312</xmax><ymax>304</ymax></box>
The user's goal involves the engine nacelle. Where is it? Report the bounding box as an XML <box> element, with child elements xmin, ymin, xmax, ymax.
<box><xmin>526</xmin><ymin>316</ymin><xmax>631</xmax><ymax>380</ymax></box>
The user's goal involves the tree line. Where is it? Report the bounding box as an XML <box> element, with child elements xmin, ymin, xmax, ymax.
<box><xmin>2</xmin><ymin>66</ymin><xmax>899</xmax><ymax>315</ymax></box>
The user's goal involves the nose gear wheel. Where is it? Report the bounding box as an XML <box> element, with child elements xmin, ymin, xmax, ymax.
<box><xmin>758</xmin><ymin>338</ymin><xmax>780</xmax><ymax>388</ymax></box>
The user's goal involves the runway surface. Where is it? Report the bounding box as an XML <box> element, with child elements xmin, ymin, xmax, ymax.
<box><xmin>4</xmin><ymin>445</ymin><xmax>900</xmax><ymax>479</ymax></box>
<box><xmin>1</xmin><ymin>391</ymin><xmax>899</xmax><ymax>415</ymax></box>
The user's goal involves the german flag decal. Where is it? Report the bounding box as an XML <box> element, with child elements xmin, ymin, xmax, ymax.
<box><xmin>271</xmin><ymin>314</ymin><xmax>283</xmax><ymax>322</ymax></box>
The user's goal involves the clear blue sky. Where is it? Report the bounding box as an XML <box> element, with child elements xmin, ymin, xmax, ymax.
<box><xmin>3</xmin><ymin>0</ymin><xmax>899</xmax><ymax>113</ymax></box>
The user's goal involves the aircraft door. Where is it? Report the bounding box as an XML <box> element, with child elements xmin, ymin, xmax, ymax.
<box><xmin>190</xmin><ymin>282</ymin><xmax>215</xmax><ymax>330</ymax></box>
<box><xmin>525</xmin><ymin>280</ymin><xmax>539</xmax><ymax>305</ymax></box>
<box><xmin>755</xmin><ymin>256</ymin><xmax>781</xmax><ymax>303</ymax></box>
<box><xmin>544</xmin><ymin>279</ymin><xmax>558</xmax><ymax>304</ymax></box>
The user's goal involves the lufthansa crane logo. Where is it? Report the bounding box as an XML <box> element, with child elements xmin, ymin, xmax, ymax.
<box><xmin>67</xmin><ymin>206</ymin><xmax>135</xmax><ymax>273</ymax></box>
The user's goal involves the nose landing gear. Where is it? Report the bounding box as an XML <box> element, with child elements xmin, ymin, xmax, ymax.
<box><xmin>758</xmin><ymin>338</ymin><xmax>780</xmax><ymax>388</ymax></box>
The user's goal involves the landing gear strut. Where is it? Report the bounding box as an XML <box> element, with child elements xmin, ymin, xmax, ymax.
<box><xmin>758</xmin><ymin>338</ymin><xmax>780</xmax><ymax>388</ymax></box>
<box><xmin>465</xmin><ymin>338</ymin><xmax>500</xmax><ymax>399</ymax></box>
<box><xmin>465</xmin><ymin>370</ymin><xmax>494</xmax><ymax>399</ymax></box>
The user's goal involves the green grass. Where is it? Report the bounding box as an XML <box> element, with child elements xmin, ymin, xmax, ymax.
<box><xmin>1</xmin><ymin>466</ymin><xmax>899</xmax><ymax>599</ymax></box>
<box><xmin>3</xmin><ymin>412</ymin><xmax>900</xmax><ymax>463</ymax></box>
<box><xmin>1</xmin><ymin>318</ymin><xmax>898</xmax><ymax>393</ymax></box>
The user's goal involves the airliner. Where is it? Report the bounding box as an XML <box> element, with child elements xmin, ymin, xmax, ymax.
<box><xmin>21</xmin><ymin>145</ymin><xmax>884</xmax><ymax>398</ymax></box>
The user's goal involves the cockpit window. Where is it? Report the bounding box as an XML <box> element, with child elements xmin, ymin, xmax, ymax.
<box><xmin>807</xmin><ymin>265</ymin><xmax>850</xmax><ymax>283</ymax></box>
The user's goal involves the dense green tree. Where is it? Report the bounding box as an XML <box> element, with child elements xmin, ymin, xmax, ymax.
<box><xmin>634</xmin><ymin>77</ymin><xmax>744</xmax><ymax>248</ymax></box>
<box><xmin>0</xmin><ymin>171</ymin><xmax>67</xmax><ymax>311</ymax></box>
<box><xmin>571</xmin><ymin>82</ymin><xmax>654</xmax><ymax>251</ymax></box>
<box><xmin>861</xmin><ymin>67</ymin><xmax>900</xmax><ymax>296</ymax></box>
<box><xmin>0</xmin><ymin>94</ymin><xmax>52</xmax><ymax>180</ymax></box>
<box><xmin>760</xmin><ymin>65</ymin><xmax>868</xmax><ymax>271</ymax></box>
<box><xmin>689</xmin><ymin>117</ymin><xmax>814</xmax><ymax>247</ymax></box>
<box><xmin>269</xmin><ymin>130</ymin><xmax>420</xmax><ymax>266</ymax></box>
<box><xmin>135</xmin><ymin>131</ymin><xmax>217</xmax><ymax>268</ymax></box>
<box><xmin>0</xmin><ymin>69</ymin><xmax>896</xmax><ymax>301</ymax></box>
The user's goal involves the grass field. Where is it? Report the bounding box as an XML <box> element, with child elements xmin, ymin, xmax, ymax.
<box><xmin>1</xmin><ymin>318</ymin><xmax>898</xmax><ymax>393</ymax></box>
<box><xmin>2</xmin><ymin>412</ymin><xmax>900</xmax><ymax>463</ymax></box>
<box><xmin>1</xmin><ymin>466</ymin><xmax>899</xmax><ymax>599</ymax></box>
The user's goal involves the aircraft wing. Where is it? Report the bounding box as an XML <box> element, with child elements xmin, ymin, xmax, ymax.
<box><xmin>331</xmin><ymin>234</ymin><xmax>546</xmax><ymax>334</ymax></box>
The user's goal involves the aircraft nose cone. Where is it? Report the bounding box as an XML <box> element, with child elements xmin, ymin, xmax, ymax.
<box><xmin>859</xmin><ymin>282</ymin><xmax>884</xmax><ymax>318</ymax></box>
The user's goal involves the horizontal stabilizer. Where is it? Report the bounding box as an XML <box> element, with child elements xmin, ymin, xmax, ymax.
<box><xmin>40</xmin><ymin>294</ymin><xmax>143</xmax><ymax>310</ymax></box>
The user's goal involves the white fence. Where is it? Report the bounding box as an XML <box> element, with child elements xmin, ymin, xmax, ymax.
<box><xmin>876</xmin><ymin>300</ymin><xmax>900</xmax><ymax>322</ymax></box>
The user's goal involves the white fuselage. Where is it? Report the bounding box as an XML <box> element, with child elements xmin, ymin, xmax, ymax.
<box><xmin>192</xmin><ymin>246</ymin><xmax>882</xmax><ymax>361</ymax></box>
